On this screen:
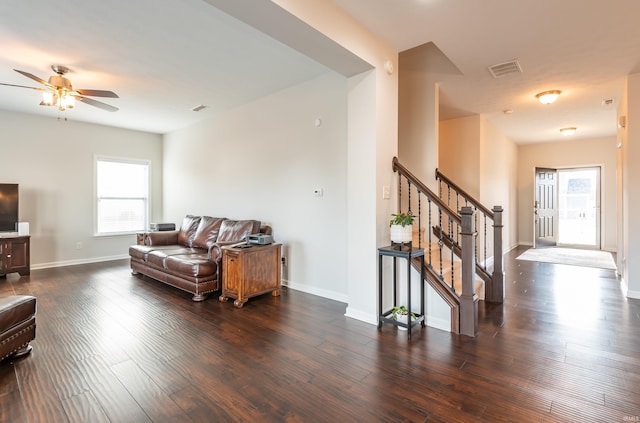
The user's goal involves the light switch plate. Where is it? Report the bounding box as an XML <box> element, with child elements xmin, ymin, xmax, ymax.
<box><xmin>382</xmin><ymin>185</ymin><xmax>390</xmax><ymax>200</ymax></box>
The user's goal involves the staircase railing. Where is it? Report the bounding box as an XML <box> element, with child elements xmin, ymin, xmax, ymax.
<box><xmin>392</xmin><ymin>157</ymin><xmax>479</xmax><ymax>336</ymax></box>
<box><xmin>435</xmin><ymin>169</ymin><xmax>505</xmax><ymax>303</ymax></box>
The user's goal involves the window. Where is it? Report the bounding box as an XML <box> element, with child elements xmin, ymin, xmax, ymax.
<box><xmin>95</xmin><ymin>157</ymin><xmax>149</xmax><ymax>235</ymax></box>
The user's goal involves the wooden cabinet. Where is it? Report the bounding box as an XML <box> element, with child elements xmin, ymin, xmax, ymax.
<box><xmin>219</xmin><ymin>243</ymin><xmax>281</xmax><ymax>308</ymax></box>
<box><xmin>0</xmin><ymin>235</ymin><xmax>30</xmax><ymax>277</ymax></box>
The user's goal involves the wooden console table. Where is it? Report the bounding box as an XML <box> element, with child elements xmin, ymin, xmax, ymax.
<box><xmin>0</xmin><ymin>235</ymin><xmax>30</xmax><ymax>277</ymax></box>
<box><xmin>219</xmin><ymin>243</ymin><xmax>281</xmax><ymax>308</ymax></box>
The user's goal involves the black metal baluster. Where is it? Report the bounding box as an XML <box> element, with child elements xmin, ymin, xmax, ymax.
<box><xmin>398</xmin><ymin>175</ymin><xmax>402</xmax><ymax>214</ymax></box>
<box><xmin>483</xmin><ymin>213</ymin><xmax>488</xmax><ymax>272</ymax></box>
<box><xmin>474</xmin><ymin>206</ymin><xmax>479</xmax><ymax>266</ymax></box>
<box><xmin>418</xmin><ymin>192</ymin><xmax>422</xmax><ymax>248</ymax></box>
<box><xmin>428</xmin><ymin>198</ymin><xmax>432</xmax><ymax>267</ymax></box>
<box><xmin>438</xmin><ymin>207</ymin><xmax>444</xmax><ymax>282</ymax></box>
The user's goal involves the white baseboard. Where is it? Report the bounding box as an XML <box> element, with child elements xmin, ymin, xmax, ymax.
<box><xmin>626</xmin><ymin>288</ymin><xmax>640</xmax><ymax>299</ymax></box>
<box><xmin>425</xmin><ymin>315</ymin><xmax>450</xmax><ymax>332</ymax></box>
<box><xmin>344</xmin><ymin>307</ymin><xmax>377</xmax><ymax>325</ymax></box>
<box><xmin>31</xmin><ymin>254</ymin><xmax>129</xmax><ymax>270</ymax></box>
<box><xmin>281</xmin><ymin>279</ymin><xmax>348</xmax><ymax>304</ymax></box>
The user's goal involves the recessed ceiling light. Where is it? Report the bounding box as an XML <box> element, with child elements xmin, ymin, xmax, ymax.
<box><xmin>536</xmin><ymin>90</ymin><xmax>561</xmax><ymax>104</ymax></box>
<box><xmin>191</xmin><ymin>104</ymin><xmax>207</xmax><ymax>112</ymax></box>
<box><xmin>503</xmin><ymin>109</ymin><xmax>513</xmax><ymax>114</ymax></box>
<box><xmin>560</xmin><ymin>127</ymin><xmax>576</xmax><ymax>136</ymax></box>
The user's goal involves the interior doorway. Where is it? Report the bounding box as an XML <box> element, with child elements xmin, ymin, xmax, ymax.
<box><xmin>534</xmin><ymin>167</ymin><xmax>601</xmax><ymax>249</ymax></box>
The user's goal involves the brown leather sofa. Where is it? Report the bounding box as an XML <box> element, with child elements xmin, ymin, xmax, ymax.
<box><xmin>129</xmin><ymin>215</ymin><xmax>271</xmax><ymax>301</ymax></box>
<box><xmin>0</xmin><ymin>295</ymin><xmax>36</xmax><ymax>362</ymax></box>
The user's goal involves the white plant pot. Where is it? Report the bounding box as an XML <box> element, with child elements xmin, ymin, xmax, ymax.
<box><xmin>390</xmin><ymin>224</ymin><xmax>412</xmax><ymax>243</ymax></box>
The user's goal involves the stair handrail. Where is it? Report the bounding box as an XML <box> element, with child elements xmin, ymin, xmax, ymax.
<box><xmin>435</xmin><ymin>168</ymin><xmax>494</xmax><ymax>220</ymax></box>
<box><xmin>393</xmin><ymin>157</ymin><xmax>479</xmax><ymax>336</ymax></box>
<box><xmin>393</xmin><ymin>158</ymin><xmax>461</xmax><ymax>225</ymax></box>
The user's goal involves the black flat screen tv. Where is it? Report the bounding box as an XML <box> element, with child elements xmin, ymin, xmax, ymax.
<box><xmin>0</xmin><ymin>184</ymin><xmax>19</xmax><ymax>232</ymax></box>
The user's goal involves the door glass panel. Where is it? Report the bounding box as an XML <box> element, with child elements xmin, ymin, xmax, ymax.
<box><xmin>558</xmin><ymin>168</ymin><xmax>599</xmax><ymax>247</ymax></box>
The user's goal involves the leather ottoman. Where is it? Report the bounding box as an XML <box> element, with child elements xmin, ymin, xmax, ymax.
<box><xmin>0</xmin><ymin>295</ymin><xmax>36</xmax><ymax>362</ymax></box>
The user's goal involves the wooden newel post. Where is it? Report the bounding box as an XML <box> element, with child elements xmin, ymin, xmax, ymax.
<box><xmin>460</xmin><ymin>206</ymin><xmax>478</xmax><ymax>337</ymax></box>
<box><xmin>488</xmin><ymin>205</ymin><xmax>505</xmax><ymax>303</ymax></box>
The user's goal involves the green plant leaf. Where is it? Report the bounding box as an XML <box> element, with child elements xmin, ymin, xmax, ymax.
<box><xmin>389</xmin><ymin>213</ymin><xmax>415</xmax><ymax>227</ymax></box>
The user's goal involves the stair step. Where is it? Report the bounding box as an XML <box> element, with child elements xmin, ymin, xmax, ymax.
<box><xmin>420</xmin><ymin>242</ymin><xmax>484</xmax><ymax>300</ymax></box>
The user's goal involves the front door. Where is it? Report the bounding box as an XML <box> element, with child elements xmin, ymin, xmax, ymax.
<box><xmin>534</xmin><ymin>168</ymin><xmax>558</xmax><ymax>247</ymax></box>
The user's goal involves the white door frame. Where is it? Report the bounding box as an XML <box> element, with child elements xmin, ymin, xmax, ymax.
<box><xmin>533</xmin><ymin>165</ymin><xmax>602</xmax><ymax>250</ymax></box>
<box><xmin>557</xmin><ymin>166</ymin><xmax>601</xmax><ymax>250</ymax></box>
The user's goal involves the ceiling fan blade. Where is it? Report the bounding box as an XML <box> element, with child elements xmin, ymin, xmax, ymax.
<box><xmin>75</xmin><ymin>88</ymin><xmax>119</xmax><ymax>98</ymax></box>
<box><xmin>0</xmin><ymin>82</ymin><xmax>46</xmax><ymax>91</ymax></box>
<box><xmin>76</xmin><ymin>96</ymin><xmax>118</xmax><ymax>112</ymax></box>
<box><xmin>14</xmin><ymin>69</ymin><xmax>53</xmax><ymax>88</ymax></box>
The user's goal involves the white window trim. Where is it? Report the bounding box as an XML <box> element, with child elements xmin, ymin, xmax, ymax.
<box><xmin>94</xmin><ymin>155</ymin><xmax>151</xmax><ymax>237</ymax></box>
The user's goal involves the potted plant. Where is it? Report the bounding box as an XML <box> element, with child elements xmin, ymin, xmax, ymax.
<box><xmin>391</xmin><ymin>305</ymin><xmax>417</xmax><ymax>330</ymax></box>
<box><xmin>389</xmin><ymin>212</ymin><xmax>414</xmax><ymax>244</ymax></box>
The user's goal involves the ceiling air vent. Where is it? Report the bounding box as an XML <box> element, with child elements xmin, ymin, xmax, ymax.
<box><xmin>488</xmin><ymin>59</ymin><xmax>522</xmax><ymax>78</ymax></box>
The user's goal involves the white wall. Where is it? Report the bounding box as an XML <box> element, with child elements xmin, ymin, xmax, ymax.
<box><xmin>621</xmin><ymin>73</ymin><xmax>640</xmax><ymax>298</ymax></box>
<box><xmin>398</xmin><ymin>61</ymin><xmax>440</xmax><ymax>190</ymax></box>
<box><xmin>517</xmin><ymin>136</ymin><xmax>618</xmax><ymax>251</ymax></box>
<box><xmin>163</xmin><ymin>73</ymin><xmax>349</xmax><ymax>301</ymax></box>
<box><xmin>617</xmin><ymin>79</ymin><xmax>626</xmax><ymax>289</ymax></box>
<box><xmin>439</xmin><ymin>116</ymin><xmax>481</xmax><ymax>197</ymax></box>
<box><xmin>480</xmin><ymin>118</ymin><xmax>518</xmax><ymax>251</ymax></box>
<box><xmin>439</xmin><ymin>115</ymin><xmax>519</xmax><ymax>251</ymax></box>
<box><xmin>0</xmin><ymin>110</ymin><xmax>163</xmax><ymax>267</ymax></box>
<box><xmin>273</xmin><ymin>0</ymin><xmax>399</xmax><ymax>325</ymax></box>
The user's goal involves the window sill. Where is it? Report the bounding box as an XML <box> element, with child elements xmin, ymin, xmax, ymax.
<box><xmin>94</xmin><ymin>231</ymin><xmax>141</xmax><ymax>238</ymax></box>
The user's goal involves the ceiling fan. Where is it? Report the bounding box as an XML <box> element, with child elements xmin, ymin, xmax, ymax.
<box><xmin>0</xmin><ymin>65</ymin><xmax>119</xmax><ymax>112</ymax></box>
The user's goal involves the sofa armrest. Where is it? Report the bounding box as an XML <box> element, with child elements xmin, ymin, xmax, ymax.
<box><xmin>145</xmin><ymin>230</ymin><xmax>179</xmax><ymax>246</ymax></box>
<box><xmin>209</xmin><ymin>241</ymin><xmax>245</xmax><ymax>261</ymax></box>
<box><xmin>260</xmin><ymin>225</ymin><xmax>272</xmax><ymax>235</ymax></box>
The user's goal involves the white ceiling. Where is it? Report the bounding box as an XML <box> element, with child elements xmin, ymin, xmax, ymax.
<box><xmin>1</xmin><ymin>0</ymin><xmax>639</xmax><ymax>143</ymax></box>
<box><xmin>0</xmin><ymin>0</ymin><xmax>331</xmax><ymax>134</ymax></box>
<box><xmin>334</xmin><ymin>0</ymin><xmax>640</xmax><ymax>143</ymax></box>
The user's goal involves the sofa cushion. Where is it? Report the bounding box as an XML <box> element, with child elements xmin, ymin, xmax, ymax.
<box><xmin>192</xmin><ymin>216</ymin><xmax>225</xmax><ymax>249</ymax></box>
<box><xmin>147</xmin><ymin>247</ymin><xmax>201</xmax><ymax>268</ymax></box>
<box><xmin>217</xmin><ymin>219</ymin><xmax>261</xmax><ymax>243</ymax></box>
<box><xmin>129</xmin><ymin>245</ymin><xmax>183</xmax><ymax>261</ymax></box>
<box><xmin>165</xmin><ymin>254</ymin><xmax>217</xmax><ymax>277</ymax></box>
<box><xmin>177</xmin><ymin>215</ymin><xmax>202</xmax><ymax>247</ymax></box>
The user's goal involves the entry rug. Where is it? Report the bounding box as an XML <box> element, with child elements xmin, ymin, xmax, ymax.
<box><xmin>516</xmin><ymin>247</ymin><xmax>617</xmax><ymax>270</ymax></box>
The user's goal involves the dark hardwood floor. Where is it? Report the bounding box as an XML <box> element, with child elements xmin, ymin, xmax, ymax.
<box><xmin>1</xmin><ymin>246</ymin><xmax>639</xmax><ymax>422</ymax></box>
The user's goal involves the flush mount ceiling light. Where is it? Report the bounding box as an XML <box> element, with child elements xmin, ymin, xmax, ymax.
<box><xmin>560</xmin><ymin>127</ymin><xmax>576</xmax><ymax>136</ymax></box>
<box><xmin>536</xmin><ymin>90</ymin><xmax>561</xmax><ymax>104</ymax></box>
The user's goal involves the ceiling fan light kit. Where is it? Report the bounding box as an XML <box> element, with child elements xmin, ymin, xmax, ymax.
<box><xmin>536</xmin><ymin>90</ymin><xmax>561</xmax><ymax>104</ymax></box>
<box><xmin>0</xmin><ymin>65</ymin><xmax>119</xmax><ymax>112</ymax></box>
<box><xmin>41</xmin><ymin>90</ymin><xmax>76</xmax><ymax>109</ymax></box>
